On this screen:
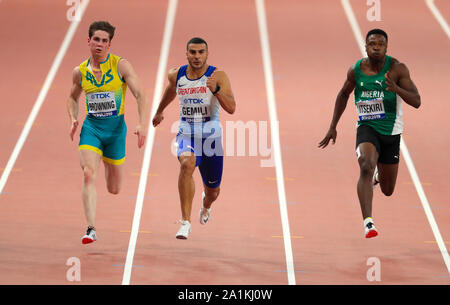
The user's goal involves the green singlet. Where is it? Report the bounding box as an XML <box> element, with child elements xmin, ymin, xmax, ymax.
<box><xmin>354</xmin><ymin>55</ymin><xmax>403</xmax><ymax>135</ymax></box>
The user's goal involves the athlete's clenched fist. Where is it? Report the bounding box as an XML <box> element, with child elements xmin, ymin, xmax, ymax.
<box><xmin>206</xmin><ymin>72</ymin><xmax>218</xmax><ymax>93</ymax></box>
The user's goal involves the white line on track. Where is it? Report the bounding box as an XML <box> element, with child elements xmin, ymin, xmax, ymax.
<box><xmin>255</xmin><ymin>0</ymin><xmax>296</xmax><ymax>285</ymax></box>
<box><xmin>121</xmin><ymin>0</ymin><xmax>178</xmax><ymax>285</ymax></box>
<box><xmin>0</xmin><ymin>0</ymin><xmax>90</xmax><ymax>195</ymax></box>
<box><xmin>426</xmin><ymin>0</ymin><xmax>450</xmax><ymax>39</ymax></box>
<box><xmin>341</xmin><ymin>0</ymin><xmax>450</xmax><ymax>274</ymax></box>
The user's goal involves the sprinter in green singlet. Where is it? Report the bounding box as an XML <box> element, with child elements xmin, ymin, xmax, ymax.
<box><xmin>318</xmin><ymin>29</ymin><xmax>421</xmax><ymax>238</ymax></box>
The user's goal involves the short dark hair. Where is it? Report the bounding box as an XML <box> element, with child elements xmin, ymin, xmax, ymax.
<box><xmin>366</xmin><ymin>28</ymin><xmax>388</xmax><ymax>43</ymax></box>
<box><xmin>186</xmin><ymin>37</ymin><xmax>208</xmax><ymax>50</ymax></box>
<box><xmin>89</xmin><ymin>21</ymin><xmax>116</xmax><ymax>41</ymax></box>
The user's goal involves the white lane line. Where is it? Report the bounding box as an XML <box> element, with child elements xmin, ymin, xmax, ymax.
<box><xmin>426</xmin><ymin>0</ymin><xmax>450</xmax><ymax>39</ymax></box>
<box><xmin>341</xmin><ymin>0</ymin><xmax>366</xmax><ymax>56</ymax></box>
<box><xmin>255</xmin><ymin>0</ymin><xmax>296</xmax><ymax>285</ymax></box>
<box><xmin>0</xmin><ymin>0</ymin><xmax>90</xmax><ymax>195</ymax></box>
<box><xmin>121</xmin><ymin>0</ymin><xmax>178</xmax><ymax>285</ymax></box>
<box><xmin>341</xmin><ymin>0</ymin><xmax>450</xmax><ymax>274</ymax></box>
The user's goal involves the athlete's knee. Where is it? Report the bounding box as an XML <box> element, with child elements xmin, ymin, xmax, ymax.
<box><xmin>107</xmin><ymin>184</ymin><xmax>121</xmax><ymax>195</ymax></box>
<box><xmin>82</xmin><ymin>166</ymin><xmax>97</xmax><ymax>184</ymax></box>
<box><xmin>179</xmin><ymin>156</ymin><xmax>196</xmax><ymax>174</ymax></box>
<box><xmin>381</xmin><ymin>185</ymin><xmax>395</xmax><ymax>196</ymax></box>
<box><xmin>205</xmin><ymin>187</ymin><xmax>220</xmax><ymax>202</ymax></box>
<box><xmin>358</xmin><ymin>156</ymin><xmax>376</xmax><ymax>177</ymax></box>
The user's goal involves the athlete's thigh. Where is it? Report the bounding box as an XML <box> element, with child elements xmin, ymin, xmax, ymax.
<box><xmin>356</xmin><ymin>125</ymin><xmax>380</xmax><ymax>165</ymax></box>
<box><xmin>199</xmin><ymin>136</ymin><xmax>223</xmax><ymax>188</ymax></box>
<box><xmin>199</xmin><ymin>154</ymin><xmax>223</xmax><ymax>189</ymax></box>
<box><xmin>377</xmin><ymin>133</ymin><xmax>400</xmax><ymax>192</ymax></box>
<box><xmin>377</xmin><ymin>162</ymin><xmax>398</xmax><ymax>185</ymax></box>
<box><xmin>178</xmin><ymin>152</ymin><xmax>197</xmax><ymax>177</ymax></box>
<box><xmin>176</xmin><ymin>133</ymin><xmax>201</xmax><ymax>169</ymax></box>
<box><xmin>79</xmin><ymin>147</ymin><xmax>102</xmax><ymax>173</ymax></box>
<box><xmin>377</xmin><ymin>133</ymin><xmax>400</xmax><ymax>164</ymax></box>
<box><xmin>356</xmin><ymin>142</ymin><xmax>379</xmax><ymax>166</ymax></box>
<box><xmin>103</xmin><ymin>161</ymin><xmax>124</xmax><ymax>191</ymax></box>
<box><xmin>102</xmin><ymin>123</ymin><xmax>127</xmax><ymax>166</ymax></box>
<box><xmin>79</xmin><ymin>121</ymin><xmax>103</xmax><ymax>172</ymax></box>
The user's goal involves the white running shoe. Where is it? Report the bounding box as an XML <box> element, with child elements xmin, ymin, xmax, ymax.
<box><xmin>199</xmin><ymin>191</ymin><xmax>211</xmax><ymax>225</ymax></box>
<box><xmin>365</xmin><ymin>221</ymin><xmax>378</xmax><ymax>238</ymax></box>
<box><xmin>82</xmin><ymin>227</ymin><xmax>97</xmax><ymax>244</ymax></box>
<box><xmin>176</xmin><ymin>220</ymin><xmax>191</xmax><ymax>239</ymax></box>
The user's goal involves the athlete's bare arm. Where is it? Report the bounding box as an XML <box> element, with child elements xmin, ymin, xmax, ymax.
<box><xmin>385</xmin><ymin>59</ymin><xmax>421</xmax><ymax>109</ymax></box>
<box><xmin>152</xmin><ymin>67</ymin><xmax>179</xmax><ymax>127</ymax></box>
<box><xmin>67</xmin><ymin>67</ymin><xmax>83</xmax><ymax>141</ymax></box>
<box><xmin>206</xmin><ymin>70</ymin><xmax>236</xmax><ymax>114</ymax></box>
<box><xmin>118</xmin><ymin>59</ymin><xmax>148</xmax><ymax>148</ymax></box>
<box><xmin>318</xmin><ymin>65</ymin><xmax>356</xmax><ymax>148</ymax></box>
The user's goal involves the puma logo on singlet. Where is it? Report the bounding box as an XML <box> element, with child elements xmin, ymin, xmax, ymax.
<box><xmin>375</xmin><ymin>80</ymin><xmax>383</xmax><ymax>87</ymax></box>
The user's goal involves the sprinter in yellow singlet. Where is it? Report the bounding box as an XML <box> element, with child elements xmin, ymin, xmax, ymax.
<box><xmin>66</xmin><ymin>21</ymin><xmax>147</xmax><ymax>244</ymax></box>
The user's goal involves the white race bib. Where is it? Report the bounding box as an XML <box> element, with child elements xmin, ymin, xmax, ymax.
<box><xmin>87</xmin><ymin>91</ymin><xmax>117</xmax><ymax>118</ymax></box>
<box><xmin>356</xmin><ymin>98</ymin><xmax>386</xmax><ymax>121</ymax></box>
<box><xmin>180</xmin><ymin>97</ymin><xmax>209</xmax><ymax>123</ymax></box>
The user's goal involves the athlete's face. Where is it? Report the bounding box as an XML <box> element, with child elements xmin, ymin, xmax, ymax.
<box><xmin>365</xmin><ymin>34</ymin><xmax>387</xmax><ymax>60</ymax></box>
<box><xmin>186</xmin><ymin>43</ymin><xmax>208</xmax><ymax>69</ymax></box>
<box><xmin>88</xmin><ymin>30</ymin><xmax>111</xmax><ymax>58</ymax></box>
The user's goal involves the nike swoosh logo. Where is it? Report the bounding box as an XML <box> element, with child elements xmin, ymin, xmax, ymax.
<box><xmin>208</xmin><ymin>180</ymin><xmax>218</xmax><ymax>184</ymax></box>
<box><xmin>178</xmin><ymin>83</ymin><xmax>186</xmax><ymax>87</ymax></box>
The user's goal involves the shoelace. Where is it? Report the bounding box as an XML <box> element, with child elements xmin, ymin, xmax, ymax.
<box><xmin>200</xmin><ymin>206</ymin><xmax>210</xmax><ymax>215</ymax></box>
<box><xmin>176</xmin><ymin>220</ymin><xmax>190</xmax><ymax>226</ymax></box>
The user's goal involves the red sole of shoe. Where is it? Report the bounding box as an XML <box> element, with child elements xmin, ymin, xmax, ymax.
<box><xmin>82</xmin><ymin>238</ymin><xmax>95</xmax><ymax>244</ymax></box>
<box><xmin>366</xmin><ymin>230</ymin><xmax>378</xmax><ymax>238</ymax></box>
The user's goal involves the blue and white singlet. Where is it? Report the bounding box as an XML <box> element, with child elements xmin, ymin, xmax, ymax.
<box><xmin>176</xmin><ymin>65</ymin><xmax>221</xmax><ymax>138</ymax></box>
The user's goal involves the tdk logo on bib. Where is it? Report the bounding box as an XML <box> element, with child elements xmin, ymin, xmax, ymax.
<box><xmin>90</xmin><ymin>93</ymin><xmax>111</xmax><ymax>99</ymax></box>
<box><xmin>183</xmin><ymin>98</ymin><xmax>204</xmax><ymax>104</ymax></box>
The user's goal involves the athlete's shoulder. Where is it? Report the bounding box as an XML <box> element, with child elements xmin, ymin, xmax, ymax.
<box><xmin>168</xmin><ymin>66</ymin><xmax>180</xmax><ymax>77</ymax></box>
<box><xmin>389</xmin><ymin>57</ymin><xmax>409</xmax><ymax>74</ymax></box>
<box><xmin>346</xmin><ymin>64</ymin><xmax>356</xmax><ymax>82</ymax></box>
<box><xmin>355</xmin><ymin>57</ymin><xmax>366</xmax><ymax>66</ymax></box>
<box><xmin>211</xmin><ymin>67</ymin><xmax>224</xmax><ymax>74</ymax></box>
<box><xmin>167</xmin><ymin>67</ymin><xmax>180</xmax><ymax>84</ymax></box>
<box><xmin>390</xmin><ymin>57</ymin><xmax>406</xmax><ymax>67</ymax></box>
<box><xmin>117</xmin><ymin>58</ymin><xmax>132</xmax><ymax>70</ymax></box>
<box><xmin>117</xmin><ymin>58</ymin><xmax>136</xmax><ymax>82</ymax></box>
<box><xmin>351</xmin><ymin>58</ymin><xmax>364</xmax><ymax>75</ymax></box>
<box><xmin>72</xmin><ymin>66</ymin><xmax>81</xmax><ymax>84</ymax></box>
<box><xmin>210</xmin><ymin>67</ymin><xmax>228</xmax><ymax>80</ymax></box>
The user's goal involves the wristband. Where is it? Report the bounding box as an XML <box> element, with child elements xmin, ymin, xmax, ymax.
<box><xmin>212</xmin><ymin>85</ymin><xmax>221</xmax><ymax>95</ymax></box>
